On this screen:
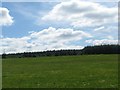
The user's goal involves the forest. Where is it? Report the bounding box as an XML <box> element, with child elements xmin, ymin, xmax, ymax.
<box><xmin>2</xmin><ymin>44</ymin><xmax>120</xmax><ymax>58</ymax></box>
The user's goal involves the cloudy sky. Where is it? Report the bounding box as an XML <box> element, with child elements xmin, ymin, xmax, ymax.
<box><xmin>0</xmin><ymin>0</ymin><xmax>118</xmax><ymax>54</ymax></box>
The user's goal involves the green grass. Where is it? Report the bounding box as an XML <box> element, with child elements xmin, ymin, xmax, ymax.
<box><xmin>2</xmin><ymin>54</ymin><xmax>118</xmax><ymax>88</ymax></box>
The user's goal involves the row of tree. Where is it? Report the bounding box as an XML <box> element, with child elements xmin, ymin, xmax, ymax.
<box><xmin>82</xmin><ymin>45</ymin><xmax>120</xmax><ymax>54</ymax></box>
<box><xmin>2</xmin><ymin>44</ymin><xmax>120</xmax><ymax>58</ymax></box>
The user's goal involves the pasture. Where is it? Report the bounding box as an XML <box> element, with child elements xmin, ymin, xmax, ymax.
<box><xmin>2</xmin><ymin>54</ymin><xmax>118</xmax><ymax>88</ymax></box>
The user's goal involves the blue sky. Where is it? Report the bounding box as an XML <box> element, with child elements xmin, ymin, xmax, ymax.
<box><xmin>0</xmin><ymin>0</ymin><xmax>118</xmax><ymax>54</ymax></box>
<box><xmin>2</xmin><ymin>2</ymin><xmax>59</xmax><ymax>37</ymax></box>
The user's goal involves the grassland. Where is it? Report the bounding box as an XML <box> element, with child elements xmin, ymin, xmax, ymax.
<box><xmin>2</xmin><ymin>54</ymin><xmax>118</xmax><ymax>88</ymax></box>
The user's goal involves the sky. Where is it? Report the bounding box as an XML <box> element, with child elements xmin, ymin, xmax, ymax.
<box><xmin>0</xmin><ymin>0</ymin><xmax>118</xmax><ymax>54</ymax></box>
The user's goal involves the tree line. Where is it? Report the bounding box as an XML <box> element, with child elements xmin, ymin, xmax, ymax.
<box><xmin>82</xmin><ymin>44</ymin><xmax>120</xmax><ymax>54</ymax></box>
<box><xmin>2</xmin><ymin>44</ymin><xmax>120</xmax><ymax>58</ymax></box>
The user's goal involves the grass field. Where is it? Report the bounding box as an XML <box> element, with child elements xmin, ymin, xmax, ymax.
<box><xmin>2</xmin><ymin>54</ymin><xmax>118</xmax><ymax>88</ymax></box>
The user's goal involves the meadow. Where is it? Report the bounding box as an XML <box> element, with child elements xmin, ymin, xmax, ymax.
<box><xmin>2</xmin><ymin>54</ymin><xmax>118</xmax><ymax>88</ymax></box>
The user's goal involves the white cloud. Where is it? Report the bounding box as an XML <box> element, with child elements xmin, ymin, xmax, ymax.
<box><xmin>85</xmin><ymin>39</ymin><xmax>118</xmax><ymax>45</ymax></box>
<box><xmin>0</xmin><ymin>7</ymin><xmax>14</xmax><ymax>26</ymax></box>
<box><xmin>1</xmin><ymin>27</ymin><xmax>91</xmax><ymax>54</ymax></box>
<box><xmin>28</xmin><ymin>31</ymin><xmax>35</xmax><ymax>34</ymax></box>
<box><xmin>1</xmin><ymin>37</ymin><xmax>31</xmax><ymax>54</ymax></box>
<box><xmin>94</xmin><ymin>26</ymin><xmax>105</xmax><ymax>31</ymax></box>
<box><xmin>42</xmin><ymin>0</ymin><xmax>117</xmax><ymax>27</ymax></box>
<box><xmin>107</xmin><ymin>36</ymin><xmax>114</xmax><ymax>39</ymax></box>
<box><xmin>30</xmin><ymin>27</ymin><xmax>92</xmax><ymax>43</ymax></box>
<box><xmin>28</xmin><ymin>27</ymin><xmax>91</xmax><ymax>51</ymax></box>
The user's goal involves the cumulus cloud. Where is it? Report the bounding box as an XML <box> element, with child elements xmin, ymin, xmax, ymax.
<box><xmin>1</xmin><ymin>37</ymin><xmax>31</xmax><ymax>54</ymax></box>
<box><xmin>0</xmin><ymin>7</ymin><xmax>14</xmax><ymax>26</ymax></box>
<box><xmin>42</xmin><ymin>0</ymin><xmax>117</xmax><ymax>27</ymax></box>
<box><xmin>30</xmin><ymin>27</ymin><xmax>92</xmax><ymax>43</ymax></box>
<box><xmin>1</xmin><ymin>27</ymin><xmax>91</xmax><ymax>54</ymax></box>
<box><xmin>85</xmin><ymin>39</ymin><xmax>118</xmax><ymax>45</ymax></box>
